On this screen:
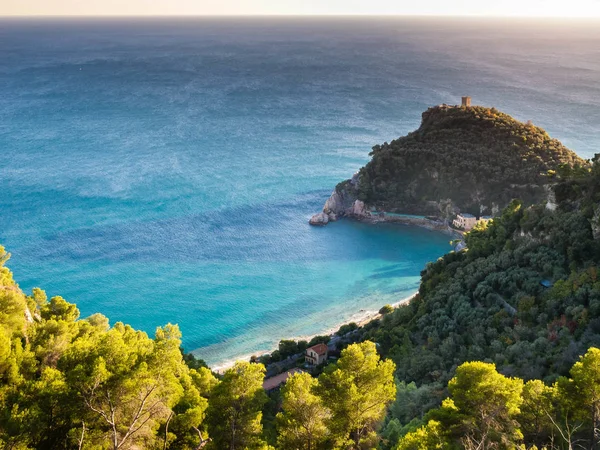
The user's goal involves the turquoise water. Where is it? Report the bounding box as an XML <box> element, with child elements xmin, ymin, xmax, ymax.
<box><xmin>384</xmin><ymin>213</ymin><xmax>427</xmax><ymax>219</ymax></box>
<box><xmin>1</xmin><ymin>18</ymin><xmax>599</xmax><ymax>365</ymax></box>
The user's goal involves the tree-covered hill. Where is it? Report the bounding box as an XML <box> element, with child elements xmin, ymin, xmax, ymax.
<box><xmin>352</xmin><ymin>104</ymin><xmax>586</xmax><ymax>217</ymax></box>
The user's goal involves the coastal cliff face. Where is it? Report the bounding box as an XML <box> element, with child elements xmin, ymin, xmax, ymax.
<box><xmin>310</xmin><ymin>173</ymin><xmax>368</xmax><ymax>225</ymax></box>
<box><xmin>311</xmin><ymin>104</ymin><xmax>586</xmax><ymax>225</ymax></box>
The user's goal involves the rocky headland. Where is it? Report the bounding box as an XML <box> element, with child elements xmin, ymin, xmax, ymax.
<box><xmin>311</xmin><ymin>102</ymin><xmax>586</xmax><ymax>228</ymax></box>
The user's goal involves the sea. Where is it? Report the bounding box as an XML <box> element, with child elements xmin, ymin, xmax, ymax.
<box><xmin>1</xmin><ymin>17</ymin><xmax>599</xmax><ymax>366</ymax></box>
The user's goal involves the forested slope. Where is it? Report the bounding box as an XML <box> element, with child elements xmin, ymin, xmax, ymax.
<box><xmin>346</xmin><ymin>155</ymin><xmax>600</xmax><ymax>448</ymax></box>
<box><xmin>354</xmin><ymin>105</ymin><xmax>585</xmax><ymax>216</ymax></box>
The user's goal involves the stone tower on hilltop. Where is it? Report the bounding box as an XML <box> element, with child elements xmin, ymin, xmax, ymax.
<box><xmin>461</xmin><ymin>96</ymin><xmax>472</xmax><ymax>107</ymax></box>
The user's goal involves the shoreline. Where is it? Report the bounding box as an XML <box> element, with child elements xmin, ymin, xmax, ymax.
<box><xmin>208</xmin><ymin>291</ymin><xmax>419</xmax><ymax>373</ymax></box>
<box><xmin>206</xmin><ymin>216</ymin><xmax>455</xmax><ymax>373</ymax></box>
<box><xmin>207</xmin><ymin>215</ymin><xmax>453</xmax><ymax>373</ymax></box>
<box><xmin>357</xmin><ymin>213</ymin><xmax>462</xmax><ymax>237</ymax></box>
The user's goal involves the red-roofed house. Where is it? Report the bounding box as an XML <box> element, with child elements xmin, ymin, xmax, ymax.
<box><xmin>305</xmin><ymin>343</ymin><xmax>328</xmax><ymax>366</ymax></box>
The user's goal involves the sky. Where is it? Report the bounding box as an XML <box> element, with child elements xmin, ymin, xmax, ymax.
<box><xmin>2</xmin><ymin>0</ymin><xmax>600</xmax><ymax>17</ymax></box>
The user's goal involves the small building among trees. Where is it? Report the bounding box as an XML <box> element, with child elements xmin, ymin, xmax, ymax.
<box><xmin>478</xmin><ymin>215</ymin><xmax>493</xmax><ymax>226</ymax></box>
<box><xmin>452</xmin><ymin>213</ymin><xmax>477</xmax><ymax>231</ymax></box>
<box><xmin>305</xmin><ymin>343</ymin><xmax>328</xmax><ymax>366</ymax></box>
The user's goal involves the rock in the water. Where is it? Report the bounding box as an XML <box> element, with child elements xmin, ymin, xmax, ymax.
<box><xmin>324</xmin><ymin>191</ymin><xmax>344</xmax><ymax>216</ymax></box>
<box><xmin>323</xmin><ymin>177</ymin><xmax>360</xmax><ymax>217</ymax></box>
<box><xmin>312</xmin><ymin>174</ymin><xmax>361</xmax><ymax>224</ymax></box>
<box><xmin>309</xmin><ymin>212</ymin><xmax>329</xmax><ymax>226</ymax></box>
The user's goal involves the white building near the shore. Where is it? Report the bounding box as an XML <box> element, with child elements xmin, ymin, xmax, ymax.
<box><xmin>452</xmin><ymin>213</ymin><xmax>477</xmax><ymax>231</ymax></box>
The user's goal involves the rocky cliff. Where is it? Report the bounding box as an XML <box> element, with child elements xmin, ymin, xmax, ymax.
<box><xmin>309</xmin><ymin>173</ymin><xmax>367</xmax><ymax>225</ymax></box>
<box><xmin>311</xmin><ymin>103</ymin><xmax>586</xmax><ymax>225</ymax></box>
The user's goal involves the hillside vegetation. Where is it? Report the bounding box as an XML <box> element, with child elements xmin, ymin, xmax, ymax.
<box><xmin>342</xmin><ymin>154</ymin><xmax>600</xmax><ymax>448</ymax></box>
<box><xmin>355</xmin><ymin>105</ymin><xmax>585</xmax><ymax>216</ymax></box>
<box><xmin>0</xmin><ymin>250</ymin><xmax>396</xmax><ymax>449</ymax></box>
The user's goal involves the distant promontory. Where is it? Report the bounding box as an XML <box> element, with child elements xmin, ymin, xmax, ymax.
<box><xmin>310</xmin><ymin>100</ymin><xmax>586</xmax><ymax>226</ymax></box>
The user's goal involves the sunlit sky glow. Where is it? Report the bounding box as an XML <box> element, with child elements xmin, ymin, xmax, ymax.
<box><xmin>3</xmin><ymin>0</ymin><xmax>600</xmax><ymax>17</ymax></box>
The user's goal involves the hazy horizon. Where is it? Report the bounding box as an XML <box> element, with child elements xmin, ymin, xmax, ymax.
<box><xmin>3</xmin><ymin>0</ymin><xmax>600</xmax><ymax>18</ymax></box>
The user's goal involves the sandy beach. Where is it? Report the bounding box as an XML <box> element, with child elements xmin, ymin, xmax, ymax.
<box><xmin>209</xmin><ymin>291</ymin><xmax>419</xmax><ymax>373</ymax></box>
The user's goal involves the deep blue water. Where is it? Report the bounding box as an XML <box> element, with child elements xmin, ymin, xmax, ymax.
<box><xmin>1</xmin><ymin>17</ymin><xmax>599</xmax><ymax>366</ymax></box>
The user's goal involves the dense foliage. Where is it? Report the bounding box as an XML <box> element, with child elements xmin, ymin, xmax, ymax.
<box><xmin>0</xmin><ymin>256</ymin><xmax>396</xmax><ymax>450</ymax></box>
<box><xmin>355</xmin><ymin>105</ymin><xmax>585</xmax><ymax>216</ymax></box>
<box><xmin>0</xmin><ymin>247</ymin><xmax>219</xmax><ymax>449</ymax></box>
<box><xmin>338</xmin><ymin>154</ymin><xmax>600</xmax><ymax>448</ymax></box>
<box><xmin>395</xmin><ymin>349</ymin><xmax>600</xmax><ymax>449</ymax></box>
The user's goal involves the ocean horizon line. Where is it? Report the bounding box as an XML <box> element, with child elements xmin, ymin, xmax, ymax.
<box><xmin>2</xmin><ymin>14</ymin><xmax>600</xmax><ymax>20</ymax></box>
